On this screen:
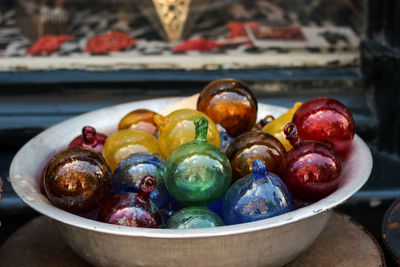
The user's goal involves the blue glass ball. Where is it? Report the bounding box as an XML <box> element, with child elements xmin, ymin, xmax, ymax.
<box><xmin>112</xmin><ymin>152</ymin><xmax>171</xmax><ymax>209</ymax></box>
<box><xmin>222</xmin><ymin>160</ymin><xmax>294</xmax><ymax>225</ymax></box>
<box><xmin>205</xmin><ymin>195</ymin><xmax>224</xmax><ymax>217</ymax></box>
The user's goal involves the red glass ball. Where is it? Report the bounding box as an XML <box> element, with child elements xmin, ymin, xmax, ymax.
<box><xmin>282</xmin><ymin>124</ymin><xmax>342</xmax><ymax>202</ymax></box>
<box><xmin>197</xmin><ymin>79</ymin><xmax>258</xmax><ymax>137</ymax></box>
<box><xmin>98</xmin><ymin>176</ymin><xmax>161</xmax><ymax>228</ymax></box>
<box><xmin>292</xmin><ymin>97</ymin><xmax>354</xmax><ymax>156</ymax></box>
<box><xmin>226</xmin><ymin>131</ymin><xmax>285</xmax><ymax>182</ymax></box>
<box><xmin>69</xmin><ymin>126</ymin><xmax>107</xmax><ymax>153</ymax></box>
<box><xmin>44</xmin><ymin>147</ymin><xmax>112</xmax><ymax>213</ymax></box>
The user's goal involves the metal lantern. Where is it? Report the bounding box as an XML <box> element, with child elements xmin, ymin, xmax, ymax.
<box><xmin>136</xmin><ymin>0</ymin><xmax>213</xmax><ymax>42</ymax></box>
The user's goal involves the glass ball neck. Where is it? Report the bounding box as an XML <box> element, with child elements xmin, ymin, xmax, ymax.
<box><xmin>138</xmin><ymin>176</ymin><xmax>156</xmax><ymax>199</ymax></box>
<box><xmin>252</xmin><ymin>160</ymin><xmax>268</xmax><ymax>180</ymax></box>
<box><xmin>154</xmin><ymin>114</ymin><xmax>170</xmax><ymax>131</ymax></box>
<box><xmin>194</xmin><ymin>117</ymin><xmax>208</xmax><ymax>142</ymax></box>
<box><xmin>82</xmin><ymin>126</ymin><xmax>97</xmax><ymax>145</ymax></box>
<box><xmin>284</xmin><ymin>123</ymin><xmax>302</xmax><ymax>148</ymax></box>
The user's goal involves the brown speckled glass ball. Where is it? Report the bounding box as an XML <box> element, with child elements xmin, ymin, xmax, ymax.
<box><xmin>226</xmin><ymin>131</ymin><xmax>286</xmax><ymax>182</ymax></box>
<box><xmin>197</xmin><ymin>79</ymin><xmax>258</xmax><ymax>137</ymax></box>
<box><xmin>118</xmin><ymin>109</ymin><xmax>158</xmax><ymax>136</ymax></box>
<box><xmin>44</xmin><ymin>147</ymin><xmax>112</xmax><ymax>213</ymax></box>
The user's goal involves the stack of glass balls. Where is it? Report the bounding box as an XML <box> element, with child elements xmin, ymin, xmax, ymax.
<box><xmin>42</xmin><ymin>78</ymin><xmax>354</xmax><ymax>229</ymax></box>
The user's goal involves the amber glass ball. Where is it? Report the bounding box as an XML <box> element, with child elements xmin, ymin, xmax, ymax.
<box><xmin>44</xmin><ymin>147</ymin><xmax>112</xmax><ymax>213</ymax></box>
<box><xmin>226</xmin><ymin>131</ymin><xmax>286</xmax><ymax>182</ymax></box>
<box><xmin>118</xmin><ymin>109</ymin><xmax>158</xmax><ymax>136</ymax></box>
<box><xmin>197</xmin><ymin>79</ymin><xmax>258</xmax><ymax>137</ymax></box>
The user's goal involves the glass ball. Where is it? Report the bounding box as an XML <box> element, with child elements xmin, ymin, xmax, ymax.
<box><xmin>118</xmin><ymin>109</ymin><xmax>158</xmax><ymax>136</ymax></box>
<box><xmin>282</xmin><ymin>123</ymin><xmax>342</xmax><ymax>202</ymax></box>
<box><xmin>197</xmin><ymin>78</ymin><xmax>258</xmax><ymax>137</ymax></box>
<box><xmin>102</xmin><ymin>129</ymin><xmax>161</xmax><ymax>171</ymax></box>
<box><xmin>166</xmin><ymin>207</ymin><xmax>224</xmax><ymax>229</ymax></box>
<box><xmin>154</xmin><ymin>109</ymin><xmax>220</xmax><ymax>159</ymax></box>
<box><xmin>226</xmin><ymin>131</ymin><xmax>286</xmax><ymax>182</ymax></box>
<box><xmin>44</xmin><ymin>147</ymin><xmax>112</xmax><ymax>213</ymax></box>
<box><xmin>292</xmin><ymin>97</ymin><xmax>354</xmax><ymax>156</ymax></box>
<box><xmin>164</xmin><ymin>117</ymin><xmax>231</xmax><ymax>206</ymax></box>
<box><xmin>68</xmin><ymin>126</ymin><xmax>107</xmax><ymax>153</ymax></box>
<box><xmin>98</xmin><ymin>176</ymin><xmax>161</xmax><ymax>228</ymax></box>
<box><xmin>223</xmin><ymin>160</ymin><xmax>294</xmax><ymax>225</ymax></box>
<box><xmin>112</xmin><ymin>152</ymin><xmax>171</xmax><ymax>209</ymax></box>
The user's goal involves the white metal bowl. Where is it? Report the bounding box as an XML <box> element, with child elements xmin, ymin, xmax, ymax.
<box><xmin>10</xmin><ymin>97</ymin><xmax>373</xmax><ymax>267</ymax></box>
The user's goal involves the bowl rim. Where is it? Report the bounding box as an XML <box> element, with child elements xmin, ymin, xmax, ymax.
<box><xmin>9</xmin><ymin>97</ymin><xmax>373</xmax><ymax>239</ymax></box>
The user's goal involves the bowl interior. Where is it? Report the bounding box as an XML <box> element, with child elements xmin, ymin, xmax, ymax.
<box><xmin>9</xmin><ymin>97</ymin><xmax>372</xmax><ymax>238</ymax></box>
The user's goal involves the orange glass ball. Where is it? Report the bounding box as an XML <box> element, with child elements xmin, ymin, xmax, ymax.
<box><xmin>118</xmin><ymin>109</ymin><xmax>158</xmax><ymax>136</ymax></box>
<box><xmin>197</xmin><ymin>79</ymin><xmax>258</xmax><ymax>137</ymax></box>
<box><xmin>225</xmin><ymin>131</ymin><xmax>286</xmax><ymax>182</ymax></box>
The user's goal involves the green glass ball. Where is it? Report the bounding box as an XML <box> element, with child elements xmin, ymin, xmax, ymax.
<box><xmin>166</xmin><ymin>207</ymin><xmax>224</xmax><ymax>229</ymax></box>
<box><xmin>164</xmin><ymin>117</ymin><xmax>232</xmax><ymax>206</ymax></box>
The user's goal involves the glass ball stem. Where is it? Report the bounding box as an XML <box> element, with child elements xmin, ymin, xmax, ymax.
<box><xmin>154</xmin><ymin>114</ymin><xmax>170</xmax><ymax>131</ymax></box>
<box><xmin>284</xmin><ymin>123</ymin><xmax>302</xmax><ymax>148</ymax></box>
<box><xmin>137</xmin><ymin>175</ymin><xmax>156</xmax><ymax>202</ymax></box>
<box><xmin>252</xmin><ymin>160</ymin><xmax>268</xmax><ymax>181</ymax></box>
<box><xmin>82</xmin><ymin>126</ymin><xmax>97</xmax><ymax>145</ymax></box>
<box><xmin>194</xmin><ymin>117</ymin><xmax>208</xmax><ymax>142</ymax></box>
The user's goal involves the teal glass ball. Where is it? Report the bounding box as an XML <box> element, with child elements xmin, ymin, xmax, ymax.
<box><xmin>166</xmin><ymin>207</ymin><xmax>224</xmax><ymax>229</ymax></box>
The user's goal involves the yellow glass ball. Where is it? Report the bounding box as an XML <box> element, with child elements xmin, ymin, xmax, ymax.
<box><xmin>102</xmin><ymin>129</ymin><xmax>162</xmax><ymax>170</ymax></box>
<box><xmin>262</xmin><ymin>102</ymin><xmax>302</xmax><ymax>151</ymax></box>
<box><xmin>154</xmin><ymin>109</ymin><xmax>220</xmax><ymax>158</ymax></box>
